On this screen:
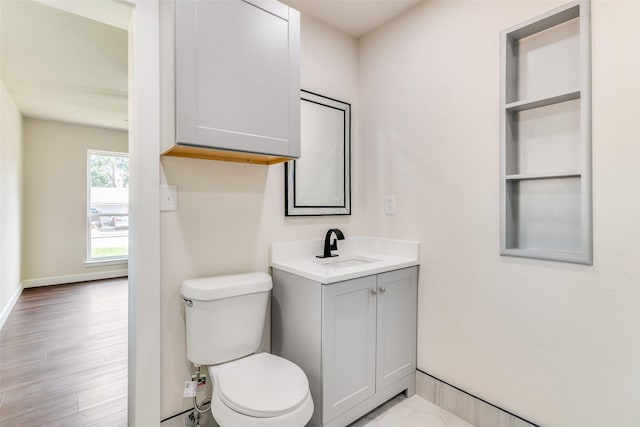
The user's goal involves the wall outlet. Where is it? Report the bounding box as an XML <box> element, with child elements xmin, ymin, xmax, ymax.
<box><xmin>160</xmin><ymin>185</ymin><xmax>178</xmax><ymax>211</ymax></box>
<box><xmin>384</xmin><ymin>195</ymin><xmax>396</xmax><ymax>215</ymax></box>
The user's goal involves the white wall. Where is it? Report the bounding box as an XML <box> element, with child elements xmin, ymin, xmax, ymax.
<box><xmin>358</xmin><ymin>1</ymin><xmax>640</xmax><ymax>426</ymax></box>
<box><xmin>22</xmin><ymin>118</ymin><xmax>128</xmax><ymax>284</ymax></box>
<box><xmin>128</xmin><ymin>1</ymin><xmax>162</xmax><ymax>423</ymax></box>
<box><xmin>0</xmin><ymin>80</ymin><xmax>23</xmax><ymax>326</ymax></box>
<box><xmin>159</xmin><ymin>14</ymin><xmax>359</xmax><ymax>418</ymax></box>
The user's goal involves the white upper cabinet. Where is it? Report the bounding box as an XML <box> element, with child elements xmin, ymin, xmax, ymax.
<box><xmin>161</xmin><ymin>0</ymin><xmax>300</xmax><ymax>164</ymax></box>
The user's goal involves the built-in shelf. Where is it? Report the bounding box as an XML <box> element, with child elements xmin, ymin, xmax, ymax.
<box><xmin>500</xmin><ymin>0</ymin><xmax>592</xmax><ymax>265</ymax></box>
<box><xmin>505</xmin><ymin>89</ymin><xmax>580</xmax><ymax>113</ymax></box>
<box><xmin>502</xmin><ymin>247</ymin><xmax>588</xmax><ymax>264</ymax></box>
<box><xmin>505</xmin><ymin>172</ymin><xmax>581</xmax><ymax>181</ymax></box>
<box><xmin>506</xmin><ymin>3</ymin><xmax>579</xmax><ymax>41</ymax></box>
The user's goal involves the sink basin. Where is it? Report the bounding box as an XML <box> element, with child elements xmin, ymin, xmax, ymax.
<box><xmin>316</xmin><ymin>256</ymin><xmax>379</xmax><ymax>269</ymax></box>
<box><xmin>271</xmin><ymin>237</ymin><xmax>420</xmax><ymax>284</ymax></box>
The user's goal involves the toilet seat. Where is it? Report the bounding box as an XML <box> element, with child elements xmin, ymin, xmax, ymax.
<box><xmin>209</xmin><ymin>353</ymin><xmax>314</xmax><ymax>427</ymax></box>
<box><xmin>217</xmin><ymin>352</ymin><xmax>309</xmax><ymax>417</ymax></box>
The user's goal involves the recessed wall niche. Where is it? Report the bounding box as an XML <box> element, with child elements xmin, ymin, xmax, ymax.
<box><xmin>500</xmin><ymin>0</ymin><xmax>592</xmax><ymax>264</ymax></box>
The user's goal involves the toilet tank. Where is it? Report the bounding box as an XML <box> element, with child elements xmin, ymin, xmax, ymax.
<box><xmin>181</xmin><ymin>272</ymin><xmax>272</xmax><ymax>366</ymax></box>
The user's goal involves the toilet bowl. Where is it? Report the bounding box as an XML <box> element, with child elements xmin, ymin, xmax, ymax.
<box><xmin>209</xmin><ymin>352</ymin><xmax>313</xmax><ymax>426</ymax></box>
<box><xmin>181</xmin><ymin>272</ymin><xmax>314</xmax><ymax>427</ymax></box>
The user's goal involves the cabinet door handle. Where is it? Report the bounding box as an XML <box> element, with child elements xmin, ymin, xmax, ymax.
<box><xmin>371</xmin><ymin>288</ymin><xmax>377</xmax><ymax>295</ymax></box>
<box><xmin>379</xmin><ymin>287</ymin><xmax>386</xmax><ymax>294</ymax></box>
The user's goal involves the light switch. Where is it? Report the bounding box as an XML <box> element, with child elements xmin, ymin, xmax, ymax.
<box><xmin>160</xmin><ymin>185</ymin><xmax>178</xmax><ymax>211</ymax></box>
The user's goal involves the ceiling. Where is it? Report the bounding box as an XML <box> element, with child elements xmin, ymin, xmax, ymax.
<box><xmin>281</xmin><ymin>0</ymin><xmax>422</xmax><ymax>38</ymax></box>
<box><xmin>0</xmin><ymin>0</ymin><xmax>420</xmax><ymax>131</ymax></box>
<box><xmin>0</xmin><ymin>1</ymin><xmax>130</xmax><ymax>130</ymax></box>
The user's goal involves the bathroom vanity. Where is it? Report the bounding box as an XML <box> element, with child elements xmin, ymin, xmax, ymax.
<box><xmin>270</xmin><ymin>237</ymin><xmax>419</xmax><ymax>427</ymax></box>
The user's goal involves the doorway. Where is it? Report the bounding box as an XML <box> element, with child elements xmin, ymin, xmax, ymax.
<box><xmin>0</xmin><ymin>0</ymin><xmax>162</xmax><ymax>425</ymax></box>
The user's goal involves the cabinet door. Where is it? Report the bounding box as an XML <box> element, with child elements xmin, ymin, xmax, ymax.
<box><xmin>376</xmin><ymin>267</ymin><xmax>417</xmax><ymax>390</ymax></box>
<box><xmin>322</xmin><ymin>276</ymin><xmax>376</xmax><ymax>423</ymax></box>
<box><xmin>176</xmin><ymin>0</ymin><xmax>300</xmax><ymax>157</ymax></box>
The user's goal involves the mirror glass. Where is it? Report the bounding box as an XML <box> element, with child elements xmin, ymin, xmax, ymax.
<box><xmin>286</xmin><ymin>90</ymin><xmax>351</xmax><ymax>216</ymax></box>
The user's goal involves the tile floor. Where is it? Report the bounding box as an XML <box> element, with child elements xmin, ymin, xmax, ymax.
<box><xmin>163</xmin><ymin>393</ymin><xmax>476</xmax><ymax>427</ymax></box>
<box><xmin>348</xmin><ymin>394</ymin><xmax>475</xmax><ymax>427</ymax></box>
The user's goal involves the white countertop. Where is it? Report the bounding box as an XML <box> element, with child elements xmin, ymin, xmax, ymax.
<box><xmin>270</xmin><ymin>236</ymin><xmax>420</xmax><ymax>284</ymax></box>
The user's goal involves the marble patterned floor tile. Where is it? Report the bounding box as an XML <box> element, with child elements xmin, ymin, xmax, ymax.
<box><xmin>348</xmin><ymin>394</ymin><xmax>475</xmax><ymax>427</ymax></box>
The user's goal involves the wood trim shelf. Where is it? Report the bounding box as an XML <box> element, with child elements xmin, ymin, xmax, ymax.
<box><xmin>162</xmin><ymin>144</ymin><xmax>294</xmax><ymax>165</ymax></box>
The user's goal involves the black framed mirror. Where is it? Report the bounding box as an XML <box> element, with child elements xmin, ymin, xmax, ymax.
<box><xmin>285</xmin><ymin>90</ymin><xmax>351</xmax><ymax>216</ymax></box>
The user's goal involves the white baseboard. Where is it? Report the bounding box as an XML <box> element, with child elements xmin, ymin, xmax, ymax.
<box><xmin>0</xmin><ymin>284</ymin><xmax>23</xmax><ymax>330</ymax></box>
<box><xmin>22</xmin><ymin>269</ymin><xmax>128</xmax><ymax>288</ymax></box>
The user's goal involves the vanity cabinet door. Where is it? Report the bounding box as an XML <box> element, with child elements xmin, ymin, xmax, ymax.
<box><xmin>376</xmin><ymin>267</ymin><xmax>417</xmax><ymax>390</ymax></box>
<box><xmin>175</xmin><ymin>0</ymin><xmax>300</xmax><ymax>158</ymax></box>
<box><xmin>322</xmin><ymin>276</ymin><xmax>377</xmax><ymax>423</ymax></box>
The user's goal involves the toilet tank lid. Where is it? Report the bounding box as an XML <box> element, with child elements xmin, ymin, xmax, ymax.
<box><xmin>181</xmin><ymin>272</ymin><xmax>272</xmax><ymax>301</ymax></box>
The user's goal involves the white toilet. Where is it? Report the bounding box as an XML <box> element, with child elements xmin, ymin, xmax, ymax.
<box><xmin>181</xmin><ymin>272</ymin><xmax>313</xmax><ymax>427</ymax></box>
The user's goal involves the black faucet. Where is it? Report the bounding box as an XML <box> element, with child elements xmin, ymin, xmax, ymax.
<box><xmin>317</xmin><ymin>229</ymin><xmax>345</xmax><ymax>258</ymax></box>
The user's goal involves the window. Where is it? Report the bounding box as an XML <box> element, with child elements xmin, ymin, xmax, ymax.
<box><xmin>87</xmin><ymin>150</ymin><xmax>129</xmax><ymax>261</ymax></box>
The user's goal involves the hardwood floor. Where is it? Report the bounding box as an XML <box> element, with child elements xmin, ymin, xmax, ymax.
<box><xmin>0</xmin><ymin>278</ymin><xmax>128</xmax><ymax>427</ymax></box>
